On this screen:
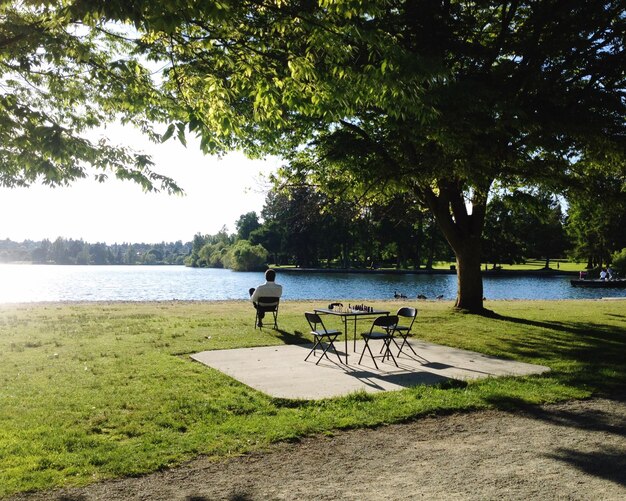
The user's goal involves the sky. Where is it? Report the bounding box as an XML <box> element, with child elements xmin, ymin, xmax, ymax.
<box><xmin>0</xmin><ymin>125</ymin><xmax>279</xmax><ymax>245</ymax></box>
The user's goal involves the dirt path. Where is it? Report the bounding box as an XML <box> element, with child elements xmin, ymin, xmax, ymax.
<box><xmin>10</xmin><ymin>398</ymin><xmax>626</xmax><ymax>501</ymax></box>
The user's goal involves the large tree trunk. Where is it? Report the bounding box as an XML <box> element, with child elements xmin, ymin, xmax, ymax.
<box><xmin>453</xmin><ymin>236</ymin><xmax>484</xmax><ymax>311</ymax></box>
<box><xmin>421</xmin><ymin>178</ymin><xmax>491</xmax><ymax>313</ymax></box>
<box><xmin>426</xmin><ymin>230</ymin><xmax>435</xmax><ymax>269</ymax></box>
<box><xmin>413</xmin><ymin>212</ymin><xmax>423</xmax><ymax>270</ymax></box>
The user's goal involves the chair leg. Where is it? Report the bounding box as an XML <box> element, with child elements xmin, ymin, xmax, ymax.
<box><xmin>305</xmin><ymin>336</ymin><xmax>342</xmax><ymax>365</ymax></box>
<box><xmin>305</xmin><ymin>338</ymin><xmax>323</xmax><ymax>362</ymax></box>
<box><xmin>316</xmin><ymin>337</ymin><xmax>341</xmax><ymax>365</ymax></box>
<box><xmin>358</xmin><ymin>338</ymin><xmax>379</xmax><ymax>370</ymax></box>
<box><xmin>382</xmin><ymin>338</ymin><xmax>399</xmax><ymax>367</ymax></box>
<box><xmin>397</xmin><ymin>335</ymin><xmax>418</xmax><ymax>357</ymax></box>
<box><xmin>325</xmin><ymin>335</ymin><xmax>343</xmax><ymax>364</ymax></box>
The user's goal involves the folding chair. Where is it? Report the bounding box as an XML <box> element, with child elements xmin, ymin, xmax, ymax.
<box><xmin>254</xmin><ymin>296</ymin><xmax>280</xmax><ymax>329</ymax></box>
<box><xmin>304</xmin><ymin>312</ymin><xmax>343</xmax><ymax>365</ymax></box>
<box><xmin>358</xmin><ymin>315</ymin><xmax>399</xmax><ymax>369</ymax></box>
<box><xmin>384</xmin><ymin>307</ymin><xmax>418</xmax><ymax>357</ymax></box>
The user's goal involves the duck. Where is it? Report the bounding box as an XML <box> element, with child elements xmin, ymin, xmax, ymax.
<box><xmin>436</xmin><ymin>294</ymin><xmax>444</xmax><ymax>300</ymax></box>
<box><xmin>417</xmin><ymin>294</ymin><xmax>427</xmax><ymax>300</ymax></box>
<box><xmin>394</xmin><ymin>291</ymin><xmax>407</xmax><ymax>299</ymax></box>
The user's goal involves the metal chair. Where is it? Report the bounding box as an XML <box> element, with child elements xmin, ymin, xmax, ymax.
<box><xmin>385</xmin><ymin>307</ymin><xmax>418</xmax><ymax>357</ymax></box>
<box><xmin>254</xmin><ymin>296</ymin><xmax>280</xmax><ymax>329</ymax></box>
<box><xmin>304</xmin><ymin>312</ymin><xmax>343</xmax><ymax>365</ymax></box>
<box><xmin>358</xmin><ymin>315</ymin><xmax>399</xmax><ymax>369</ymax></box>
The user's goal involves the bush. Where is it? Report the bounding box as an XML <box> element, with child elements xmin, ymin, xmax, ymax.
<box><xmin>224</xmin><ymin>240</ymin><xmax>268</xmax><ymax>271</ymax></box>
<box><xmin>610</xmin><ymin>248</ymin><xmax>626</xmax><ymax>275</ymax></box>
<box><xmin>198</xmin><ymin>242</ymin><xmax>229</xmax><ymax>268</ymax></box>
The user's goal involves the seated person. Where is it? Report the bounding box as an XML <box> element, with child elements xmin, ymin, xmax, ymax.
<box><xmin>249</xmin><ymin>269</ymin><xmax>282</xmax><ymax>326</ymax></box>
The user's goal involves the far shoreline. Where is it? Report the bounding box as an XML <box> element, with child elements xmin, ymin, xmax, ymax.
<box><xmin>2</xmin><ymin>262</ymin><xmax>582</xmax><ymax>277</ymax></box>
<box><xmin>274</xmin><ymin>266</ymin><xmax>580</xmax><ymax>277</ymax></box>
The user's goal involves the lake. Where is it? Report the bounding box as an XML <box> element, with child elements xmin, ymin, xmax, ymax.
<box><xmin>1</xmin><ymin>264</ymin><xmax>624</xmax><ymax>303</ymax></box>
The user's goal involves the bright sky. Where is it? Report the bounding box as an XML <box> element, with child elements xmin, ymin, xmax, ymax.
<box><xmin>0</xmin><ymin>126</ymin><xmax>279</xmax><ymax>244</ymax></box>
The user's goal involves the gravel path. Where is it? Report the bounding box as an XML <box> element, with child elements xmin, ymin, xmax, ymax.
<box><xmin>10</xmin><ymin>398</ymin><xmax>626</xmax><ymax>501</ymax></box>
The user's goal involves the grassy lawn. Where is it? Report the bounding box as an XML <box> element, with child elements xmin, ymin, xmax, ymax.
<box><xmin>275</xmin><ymin>259</ymin><xmax>587</xmax><ymax>272</ymax></box>
<box><xmin>432</xmin><ymin>259</ymin><xmax>586</xmax><ymax>272</ymax></box>
<box><xmin>1</xmin><ymin>299</ymin><xmax>625</xmax><ymax>496</ymax></box>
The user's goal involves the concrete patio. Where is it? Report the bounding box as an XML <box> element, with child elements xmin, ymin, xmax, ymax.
<box><xmin>191</xmin><ymin>339</ymin><xmax>550</xmax><ymax>400</ymax></box>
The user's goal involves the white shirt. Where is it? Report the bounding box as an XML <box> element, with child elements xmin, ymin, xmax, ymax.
<box><xmin>251</xmin><ymin>281</ymin><xmax>283</xmax><ymax>303</ymax></box>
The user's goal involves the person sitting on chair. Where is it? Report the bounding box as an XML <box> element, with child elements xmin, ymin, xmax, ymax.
<box><xmin>249</xmin><ymin>269</ymin><xmax>282</xmax><ymax>327</ymax></box>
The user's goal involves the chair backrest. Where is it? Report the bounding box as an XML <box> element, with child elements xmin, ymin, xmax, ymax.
<box><xmin>397</xmin><ymin>307</ymin><xmax>417</xmax><ymax>328</ymax></box>
<box><xmin>257</xmin><ymin>296</ymin><xmax>280</xmax><ymax>312</ymax></box>
<box><xmin>372</xmin><ymin>314</ymin><xmax>399</xmax><ymax>330</ymax></box>
<box><xmin>397</xmin><ymin>307</ymin><xmax>417</xmax><ymax>318</ymax></box>
<box><xmin>305</xmin><ymin>311</ymin><xmax>327</xmax><ymax>332</ymax></box>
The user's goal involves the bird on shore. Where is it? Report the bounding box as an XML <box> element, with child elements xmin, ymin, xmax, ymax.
<box><xmin>436</xmin><ymin>294</ymin><xmax>444</xmax><ymax>300</ymax></box>
<box><xmin>417</xmin><ymin>294</ymin><xmax>427</xmax><ymax>300</ymax></box>
<box><xmin>394</xmin><ymin>291</ymin><xmax>407</xmax><ymax>299</ymax></box>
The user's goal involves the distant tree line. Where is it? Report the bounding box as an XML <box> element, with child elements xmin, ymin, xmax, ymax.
<box><xmin>186</xmin><ymin>176</ymin><xmax>626</xmax><ymax>273</ymax></box>
<box><xmin>0</xmin><ymin>238</ymin><xmax>191</xmax><ymax>265</ymax></box>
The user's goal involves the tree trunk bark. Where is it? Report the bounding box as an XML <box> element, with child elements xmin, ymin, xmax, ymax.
<box><xmin>420</xmin><ymin>178</ymin><xmax>491</xmax><ymax>314</ymax></box>
<box><xmin>414</xmin><ymin>212</ymin><xmax>423</xmax><ymax>270</ymax></box>
<box><xmin>454</xmin><ymin>238</ymin><xmax>485</xmax><ymax>311</ymax></box>
<box><xmin>426</xmin><ymin>232</ymin><xmax>435</xmax><ymax>269</ymax></box>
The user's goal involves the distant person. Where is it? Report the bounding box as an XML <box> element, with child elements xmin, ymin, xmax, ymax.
<box><xmin>607</xmin><ymin>266</ymin><xmax>614</xmax><ymax>280</ymax></box>
<box><xmin>249</xmin><ymin>269</ymin><xmax>282</xmax><ymax>327</ymax></box>
<box><xmin>600</xmin><ymin>268</ymin><xmax>607</xmax><ymax>281</ymax></box>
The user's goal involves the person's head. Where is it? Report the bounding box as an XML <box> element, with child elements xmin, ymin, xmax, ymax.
<box><xmin>265</xmin><ymin>269</ymin><xmax>276</xmax><ymax>282</ymax></box>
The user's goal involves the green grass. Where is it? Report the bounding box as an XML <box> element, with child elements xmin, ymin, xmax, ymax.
<box><xmin>431</xmin><ymin>259</ymin><xmax>586</xmax><ymax>272</ymax></box>
<box><xmin>275</xmin><ymin>259</ymin><xmax>586</xmax><ymax>272</ymax></box>
<box><xmin>1</xmin><ymin>299</ymin><xmax>625</xmax><ymax>497</ymax></box>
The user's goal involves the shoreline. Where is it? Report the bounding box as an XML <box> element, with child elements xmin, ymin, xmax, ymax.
<box><xmin>275</xmin><ymin>267</ymin><xmax>579</xmax><ymax>277</ymax></box>
<box><xmin>2</xmin><ymin>297</ymin><xmax>624</xmax><ymax>309</ymax></box>
<box><xmin>0</xmin><ymin>262</ymin><xmax>583</xmax><ymax>277</ymax></box>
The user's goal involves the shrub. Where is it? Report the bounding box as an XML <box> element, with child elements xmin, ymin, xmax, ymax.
<box><xmin>224</xmin><ymin>240</ymin><xmax>268</xmax><ymax>271</ymax></box>
<box><xmin>610</xmin><ymin>248</ymin><xmax>626</xmax><ymax>275</ymax></box>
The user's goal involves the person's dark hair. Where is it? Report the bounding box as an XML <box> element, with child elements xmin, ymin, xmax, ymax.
<box><xmin>265</xmin><ymin>269</ymin><xmax>276</xmax><ymax>282</ymax></box>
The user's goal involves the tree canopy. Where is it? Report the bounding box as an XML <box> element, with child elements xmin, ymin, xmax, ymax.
<box><xmin>0</xmin><ymin>0</ymin><xmax>179</xmax><ymax>191</ymax></box>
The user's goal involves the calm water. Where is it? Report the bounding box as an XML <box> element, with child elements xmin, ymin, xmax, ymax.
<box><xmin>1</xmin><ymin>264</ymin><xmax>624</xmax><ymax>303</ymax></box>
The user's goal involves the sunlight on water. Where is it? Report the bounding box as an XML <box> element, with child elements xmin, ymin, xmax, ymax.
<box><xmin>0</xmin><ymin>264</ymin><xmax>37</xmax><ymax>302</ymax></box>
<box><xmin>0</xmin><ymin>264</ymin><xmax>624</xmax><ymax>303</ymax></box>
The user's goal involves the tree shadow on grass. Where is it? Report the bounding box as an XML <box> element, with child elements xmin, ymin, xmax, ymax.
<box><xmin>269</xmin><ymin>328</ymin><xmax>309</xmax><ymax>346</ymax></box>
<box><xmin>481</xmin><ymin>312</ymin><xmax>626</xmax><ymax>395</ymax></box>
<box><xmin>489</xmin><ymin>312</ymin><xmax>626</xmax><ymax>339</ymax></box>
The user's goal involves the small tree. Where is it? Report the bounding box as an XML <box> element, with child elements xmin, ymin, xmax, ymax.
<box><xmin>611</xmin><ymin>249</ymin><xmax>626</xmax><ymax>276</ymax></box>
<box><xmin>198</xmin><ymin>242</ymin><xmax>229</xmax><ymax>268</ymax></box>
<box><xmin>224</xmin><ymin>240</ymin><xmax>268</xmax><ymax>272</ymax></box>
<box><xmin>236</xmin><ymin>212</ymin><xmax>261</xmax><ymax>241</ymax></box>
